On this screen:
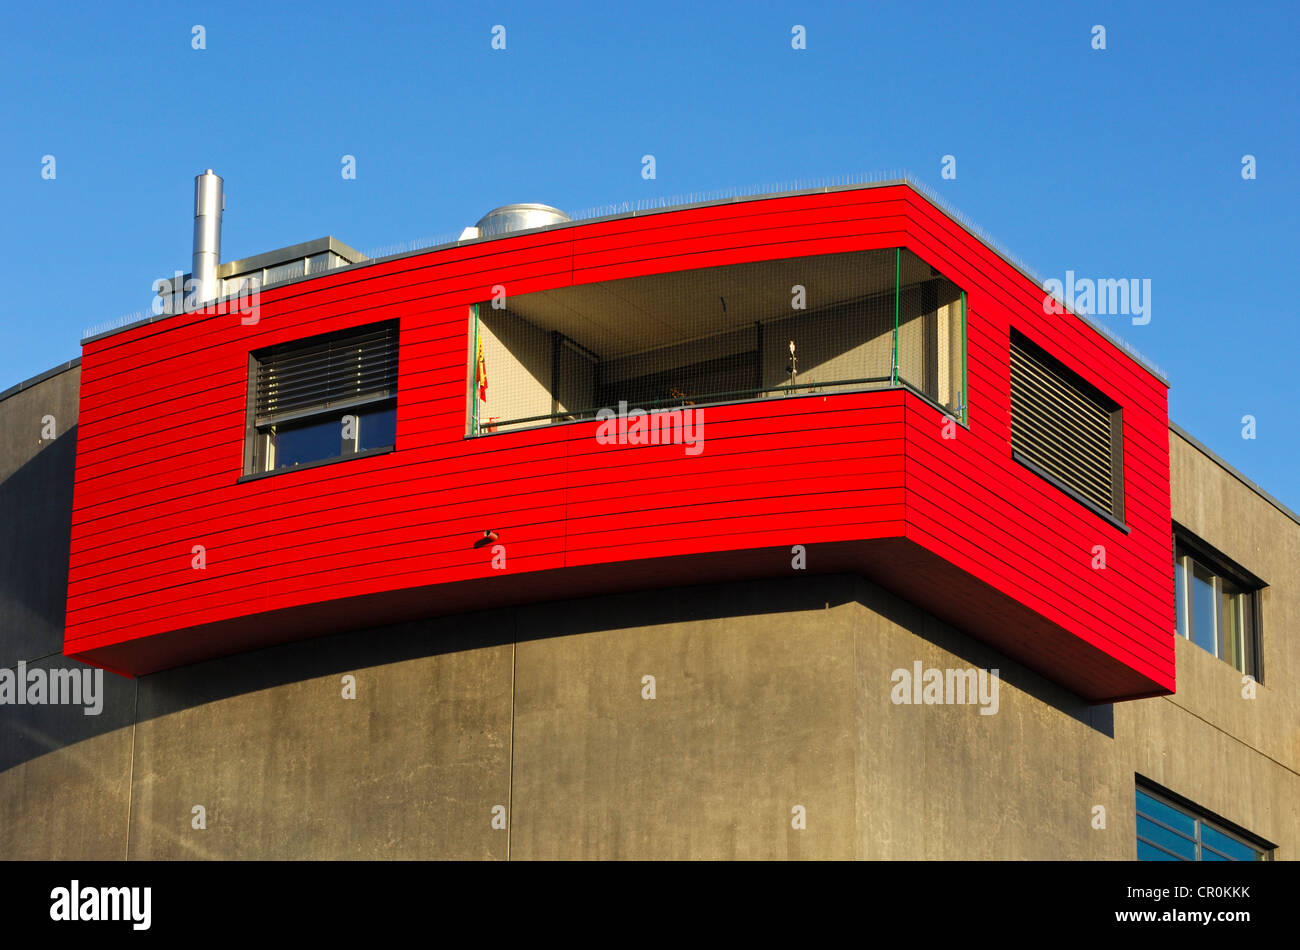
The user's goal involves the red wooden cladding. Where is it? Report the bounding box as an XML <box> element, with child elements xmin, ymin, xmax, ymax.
<box><xmin>65</xmin><ymin>183</ymin><xmax>1175</xmax><ymax>699</ymax></box>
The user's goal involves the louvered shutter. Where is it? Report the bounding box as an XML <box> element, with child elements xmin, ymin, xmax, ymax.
<box><xmin>1010</xmin><ymin>335</ymin><xmax>1119</xmax><ymax>516</ymax></box>
<box><xmin>254</xmin><ymin>322</ymin><xmax>398</xmax><ymax>426</ymax></box>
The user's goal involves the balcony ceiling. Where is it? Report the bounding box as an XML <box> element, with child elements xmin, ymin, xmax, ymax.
<box><xmin>504</xmin><ymin>248</ymin><xmax>939</xmax><ymax>359</ymax></box>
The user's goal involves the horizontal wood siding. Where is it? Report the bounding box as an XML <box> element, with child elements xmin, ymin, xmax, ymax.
<box><xmin>899</xmin><ymin>190</ymin><xmax>1174</xmax><ymax>690</ymax></box>
<box><xmin>66</xmin><ymin>184</ymin><xmax>1174</xmax><ymax>696</ymax></box>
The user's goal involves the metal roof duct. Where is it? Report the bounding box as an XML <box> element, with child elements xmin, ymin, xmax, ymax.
<box><xmin>192</xmin><ymin>169</ymin><xmax>224</xmax><ymax>306</ymax></box>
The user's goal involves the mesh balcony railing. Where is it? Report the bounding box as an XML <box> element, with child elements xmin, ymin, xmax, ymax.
<box><xmin>467</xmin><ymin>248</ymin><xmax>965</xmax><ymax>435</ymax></box>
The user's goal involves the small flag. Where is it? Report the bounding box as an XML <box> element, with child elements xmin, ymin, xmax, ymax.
<box><xmin>476</xmin><ymin>336</ymin><xmax>488</xmax><ymax>402</ymax></box>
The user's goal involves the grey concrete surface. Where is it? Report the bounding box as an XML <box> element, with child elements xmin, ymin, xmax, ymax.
<box><xmin>0</xmin><ymin>653</ymin><xmax>134</xmax><ymax>859</ymax></box>
<box><xmin>510</xmin><ymin>579</ymin><xmax>859</xmax><ymax>859</ymax></box>
<box><xmin>0</xmin><ymin>364</ymin><xmax>79</xmax><ymax>666</ymax></box>
<box><xmin>126</xmin><ymin>614</ymin><xmax>514</xmax><ymax>859</ymax></box>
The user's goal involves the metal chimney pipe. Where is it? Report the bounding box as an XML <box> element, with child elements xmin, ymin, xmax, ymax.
<box><xmin>192</xmin><ymin>169</ymin><xmax>223</xmax><ymax>306</ymax></box>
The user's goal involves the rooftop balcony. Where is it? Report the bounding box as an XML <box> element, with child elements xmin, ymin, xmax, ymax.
<box><xmin>65</xmin><ymin>183</ymin><xmax>1174</xmax><ymax>702</ymax></box>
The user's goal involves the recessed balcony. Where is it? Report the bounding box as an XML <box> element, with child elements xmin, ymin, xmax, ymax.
<box><xmin>471</xmin><ymin>247</ymin><xmax>966</xmax><ymax>435</ymax></box>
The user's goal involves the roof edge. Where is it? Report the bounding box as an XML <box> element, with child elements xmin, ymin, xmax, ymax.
<box><xmin>77</xmin><ymin>177</ymin><xmax>1168</xmax><ymax>384</ymax></box>
<box><xmin>0</xmin><ymin>357</ymin><xmax>81</xmax><ymax>405</ymax></box>
<box><xmin>1169</xmin><ymin>421</ymin><xmax>1300</xmax><ymax>530</ymax></box>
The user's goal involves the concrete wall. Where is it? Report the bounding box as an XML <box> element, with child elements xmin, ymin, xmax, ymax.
<box><xmin>1</xmin><ymin>367</ymin><xmax>1294</xmax><ymax>859</ymax></box>
<box><xmin>1126</xmin><ymin>429</ymin><xmax>1300</xmax><ymax>851</ymax></box>
<box><xmin>0</xmin><ymin>362</ymin><xmax>138</xmax><ymax>860</ymax></box>
<box><xmin>0</xmin><ymin>363</ymin><xmax>80</xmax><ymax>661</ymax></box>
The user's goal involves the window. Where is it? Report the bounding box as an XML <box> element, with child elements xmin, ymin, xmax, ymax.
<box><xmin>1174</xmin><ymin>530</ymin><xmax>1262</xmax><ymax>678</ymax></box>
<box><xmin>1009</xmin><ymin>331</ymin><xmax>1124</xmax><ymax>522</ymax></box>
<box><xmin>1136</xmin><ymin>785</ymin><xmax>1271</xmax><ymax>861</ymax></box>
<box><xmin>244</xmin><ymin>321</ymin><xmax>398</xmax><ymax>475</ymax></box>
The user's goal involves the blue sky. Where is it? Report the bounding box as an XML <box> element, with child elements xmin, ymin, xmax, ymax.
<box><xmin>2</xmin><ymin>1</ymin><xmax>1296</xmax><ymax>508</ymax></box>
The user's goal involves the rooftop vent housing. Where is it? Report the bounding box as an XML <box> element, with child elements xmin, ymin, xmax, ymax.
<box><xmin>473</xmin><ymin>203</ymin><xmax>571</xmax><ymax>238</ymax></box>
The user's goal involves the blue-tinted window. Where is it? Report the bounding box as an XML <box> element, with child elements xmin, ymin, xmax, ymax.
<box><xmin>1136</xmin><ymin>793</ymin><xmax>1196</xmax><ymax>860</ymax></box>
<box><xmin>273</xmin><ymin>416</ymin><xmax>345</xmax><ymax>469</ymax></box>
<box><xmin>1201</xmin><ymin>824</ymin><xmax>1258</xmax><ymax>862</ymax></box>
<box><xmin>1136</xmin><ymin>787</ymin><xmax>1268</xmax><ymax>861</ymax></box>
<box><xmin>266</xmin><ymin>405</ymin><xmax>397</xmax><ymax>471</ymax></box>
<box><xmin>1190</xmin><ymin>562</ymin><xmax>1217</xmax><ymax>654</ymax></box>
<box><xmin>1174</xmin><ymin>554</ymin><xmax>1186</xmax><ymax>640</ymax></box>
<box><xmin>357</xmin><ymin>405</ymin><xmax>397</xmax><ymax>452</ymax></box>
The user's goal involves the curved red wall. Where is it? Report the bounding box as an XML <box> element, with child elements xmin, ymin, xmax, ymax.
<box><xmin>65</xmin><ymin>184</ymin><xmax>1173</xmax><ymax>701</ymax></box>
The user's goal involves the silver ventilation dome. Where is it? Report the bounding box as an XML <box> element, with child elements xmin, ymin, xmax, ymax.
<box><xmin>473</xmin><ymin>203</ymin><xmax>571</xmax><ymax>237</ymax></box>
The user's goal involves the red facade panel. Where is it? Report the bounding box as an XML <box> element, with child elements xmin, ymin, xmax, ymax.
<box><xmin>65</xmin><ymin>184</ymin><xmax>1174</xmax><ymax>700</ymax></box>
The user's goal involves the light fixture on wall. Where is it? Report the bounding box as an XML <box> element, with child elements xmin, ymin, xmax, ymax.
<box><xmin>474</xmin><ymin>529</ymin><xmax>499</xmax><ymax>549</ymax></box>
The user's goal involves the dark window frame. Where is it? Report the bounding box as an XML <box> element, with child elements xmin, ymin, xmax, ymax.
<box><xmin>241</xmin><ymin>320</ymin><xmax>399</xmax><ymax>479</ymax></box>
<box><xmin>1009</xmin><ymin>329</ymin><xmax>1125</xmax><ymax>527</ymax></box>
<box><xmin>1173</xmin><ymin>525</ymin><xmax>1265</xmax><ymax>681</ymax></box>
